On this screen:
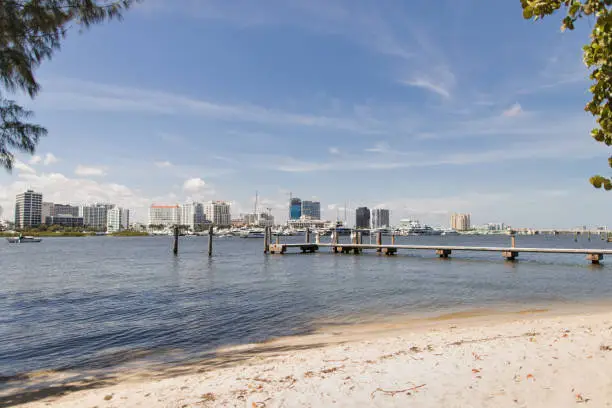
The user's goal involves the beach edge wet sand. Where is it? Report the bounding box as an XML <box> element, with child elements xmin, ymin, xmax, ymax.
<box><xmin>4</xmin><ymin>303</ymin><xmax>612</xmax><ymax>407</ymax></box>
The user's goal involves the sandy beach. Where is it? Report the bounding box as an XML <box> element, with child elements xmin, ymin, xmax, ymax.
<box><xmin>5</xmin><ymin>307</ymin><xmax>612</xmax><ymax>407</ymax></box>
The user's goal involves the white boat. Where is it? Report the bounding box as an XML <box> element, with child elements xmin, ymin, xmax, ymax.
<box><xmin>6</xmin><ymin>235</ymin><xmax>42</xmax><ymax>243</ymax></box>
<box><xmin>239</xmin><ymin>229</ymin><xmax>266</xmax><ymax>238</ymax></box>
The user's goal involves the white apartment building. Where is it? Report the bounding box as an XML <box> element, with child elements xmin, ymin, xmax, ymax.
<box><xmin>205</xmin><ymin>201</ymin><xmax>231</xmax><ymax>227</ymax></box>
<box><xmin>15</xmin><ymin>190</ymin><xmax>43</xmax><ymax>229</ymax></box>
<box><xmin>179</xmin><ymin>202</ymin><xmax>206</xmax><ymax>231</ymax></box>
<box><xmin>79</xmin><ymin>203</ymin><xmax>115</xmax><ymax>230</ymax></box>
<box><xmin>148</xmin><ymin>204</ymin><xmax>180</xmax><ymax>227</ymax></box>
<box><xmin>107</xmin><ymin>207</ymin><xmax>130</xmax><ymax>233</ymax></box>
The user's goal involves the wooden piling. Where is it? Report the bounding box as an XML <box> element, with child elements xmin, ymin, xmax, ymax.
<box><xmin>276</xmin><ymin>233</ymin><xmax>280</xmax><ymax>245</ymax></box>
<box><xmin>511</xmin><ymin>235</ymin><xmax>516</xmax><ymax>248</ymax></box>
<box><xmin>208</xmin><ymin>225</ymin><xmax>213</xmax><ymax>257</ymax></box>
<box><xmin>306</xmin><ymin>227</ymin><xmax>311</xmax><ymax>244</ymax></box>
<box><xmin>264</xmin><ymin>226</ymin><xmax>270</xmax><ymax>254</ymax></box>
<box><xmin>391</xmin><ymin>233</ymin><xmax>396</xmax><ymax>245</ymax></box>
<box><xmin>376</xmin><ymin>231</ymin><xmax>382</xmax><ymax>252</ymax></box>
<box><xmin>172</xmin><ymin>225</ymin><xmax>179</xmax><ymax>255</ymax></box>
<box><xmin>315</xmin><ymin>231</ymin><xmax>321</xmax><ymax>244</ymax></box>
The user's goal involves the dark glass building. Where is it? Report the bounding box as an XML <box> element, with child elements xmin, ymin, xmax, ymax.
<box><xmin>355</xmin><ymin>207</ymin><xmax>371</xmax><ymax>229</ymax></box>
<box><xmin>290</xmin><ymin>198</ymin><xmax>302</xmax><ymax>220</ymax></box>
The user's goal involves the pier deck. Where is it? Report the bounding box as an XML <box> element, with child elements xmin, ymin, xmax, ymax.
<box><xmin>269</xmin><ymin>242</ymin><xmax>612</xmax><ymax>264</ymax></box>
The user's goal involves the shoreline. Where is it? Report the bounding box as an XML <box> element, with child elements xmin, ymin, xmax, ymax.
<box><xmin>4</xmin><ymin>304</ymin><xmax>612</xmax><ymax>407</ymax></box>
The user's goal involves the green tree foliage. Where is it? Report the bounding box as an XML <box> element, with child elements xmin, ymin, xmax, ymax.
<box><xmin>0</xmin><ymin>0</ymin><xmax>135</xmax><ymax>171</ymax></box>
<box><xmin>521</xmin><ymin>0</ymin><xmax>612</xmax><ymax>189</ymax></box>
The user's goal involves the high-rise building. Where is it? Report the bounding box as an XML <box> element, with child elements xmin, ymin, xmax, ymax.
<box><xmin>290</xmin><ymin>198</ymin><xmax>302</xmax><ymax>220</ymax></box>
<box><xmin>355</xmin><ymin>207</ymin><xmax>371</xmax><ymax>229</ymax></box>
<box><xmin>180</xmin><ymin>202</ymin><xmax>206</xmax><ymax>231</ymax></box>
<box><xmin>205</xmin><ymin>201</ymin><xmax>231</xmax><ymax>227</ymax></box>
<box><xmin>450</xmin><ymin>213</ymin><xmax>471</xmax><ymax>231</ymax></box>
<box><xmin>107</xmin><ymin>207</ymin><xmax>130</xmax><ymax>232</ymax></box>
<box><xmin>371</xmin><ymin>208</ymin><xmax>390</xmax><ymax>229</ymax></box>
<box><xmin>301</xmin><ymin>200</ymin><xmax>321</xmax><ymax>220</ymax></box>
<box><xmin>148</xmin><ymin>204</ymin><xmax>180</xmax><ymax>227</ymax></box>
<box><xmin>41</xmin><ymin>202</ymin><xmax>54</xmax><ymax>223</ymax></box>
<box><xmin>14</xmin><ymin>190</ymin><xmax>43</xmax><ymax>229</ymax></box>
<box><xmin>79</xmin><ymin>204</ymin><xmax>115</xmax><ymax>230</ymax></box>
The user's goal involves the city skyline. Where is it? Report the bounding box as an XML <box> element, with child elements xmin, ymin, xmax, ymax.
<box><xmin>0</xmin><ymin>1</ymin><xmax>610</xmax><ymax>228</ymax></box>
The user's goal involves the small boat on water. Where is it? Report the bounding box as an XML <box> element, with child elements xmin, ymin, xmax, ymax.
<box><xmin>239</xmin><ymin>229</ymin><xmax>266</xmax><ymax>238</ymax></box>
<box><xmin>6</xmin><ymin>235</ymin><xmax>42</xmax><ymax>243</ymax></box>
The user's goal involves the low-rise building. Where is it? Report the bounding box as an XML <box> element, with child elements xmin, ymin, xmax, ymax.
<box><xmin>45</xmin><ymin>215</ymin><xmax>84</xmax><ymax>228</ymax></box>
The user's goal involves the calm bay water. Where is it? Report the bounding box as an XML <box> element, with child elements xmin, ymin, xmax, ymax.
<box><xmin>1</xmin><ymin>234</ymin><xmax>612</xmax><ymax>377</ymax></box>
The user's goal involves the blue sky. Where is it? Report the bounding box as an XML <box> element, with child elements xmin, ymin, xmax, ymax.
<box><xmin>0</xmin><ymin>0</ymin><xmax>609</xmax><ymax>228</ymax></box>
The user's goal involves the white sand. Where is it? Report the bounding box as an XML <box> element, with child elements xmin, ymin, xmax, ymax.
<box><xmin>8</xmin><ymin>308</ymin><xmax>612</xmax><ymax>407</ymax></box>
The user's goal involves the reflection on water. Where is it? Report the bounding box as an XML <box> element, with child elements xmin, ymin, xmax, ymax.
<box><xmin>1</xmin><ymin>234</ymin><xmax>611</xmax><ymax>377</ymax></box>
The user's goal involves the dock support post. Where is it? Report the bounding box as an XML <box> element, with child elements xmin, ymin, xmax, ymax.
<box><xmin>376</xmin><ymin>231</ymin><xmax>382</xmax><ymax>252</ymax></box>
<box><xmin>391</xmin><ymin>233</ymin><xmax>396</xmax><ymax>245</ymax></box>
<box><xmin>315</xmin><ymin>231</ymin><xmax>320</xmax><ymax>244</ymax></box>
<box><xmin>306</xmin><ymin>228</ymin><xmax>311</xmax><ymax>244</ymax></box>
<box><xmin>276</xmin><ymin>233</ymin><xmax>280</xmax><ymax>245</ymax></box>
<box><xmin>172</xmin><ymin>225</ymin><xmax>179</xmax><ymax>255</ymax></box>
<box><xmin>586</xmin><ymin>253</ymin><xmax>603</xmax><ymax>264</ymax></box>
<box><xmin>436</xmin><ymin>249</ymin><xmax>451</xmax><ymax>258</ymax></box>
<box><xmin>208</xmin><ymin>225</ymin><xmax>213</xmax><ymax>257</ymax></box>
<box><xmin>502</xmin><ymin>251</ymin><xmax>519</xmax><ymax>261</ymax></box>
<box><xmin>264</xmin><ymin>226</ymin><xmax>270</xmax><ymax>254</ymax></box>
<box><xmin>511</xmin><ymin>234</ymin><xmax>516</xmax><ymax>248</ymax></box>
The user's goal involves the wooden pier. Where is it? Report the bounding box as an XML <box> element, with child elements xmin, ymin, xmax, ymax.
<box><xmin>263</xmin><ymin>228</ymin><xmax>612</xmax><ymax>264</ymax></box>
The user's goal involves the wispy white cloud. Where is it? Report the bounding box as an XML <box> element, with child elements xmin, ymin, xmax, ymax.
<box><xmin>365</xmin><ymin>142</ymin><xmax>390</xmax><ymax>153</ymax></box>
<box><xmin>75</xmin><ymin>165</ymin><xmax>106</xmax><ymax>176</ymax></box>
<box><xmin>328</xmin><ymin>147</ymin><xmax>340</xmax><ymax>155</ymax></box>
<box><xmin>33</xmin><ymin>78</ymin><xmax>383</xmax><ymax>135</ymax></box>
<box><xmin>14</xmin><ymin>160</ymin><xmax>35</xmax><ymax>174</ymax></box>
<box><xmin>155</xmin><ymin>161</ymin><xmax>173</xmax><ymax>168</ymax></box>
<box><xmin>401</xmin><ymin>78</ymin><xmax>451</xmax><ymax>99</ymax></box>
<box><xmin>29</xmin><ymin>155</ymin><xmax>42</xmax><ymax>165</ymax></box>
<box><xmin>43</xmin><ymin>153</ymin><xmax>58</xmax><ymax>165</ymax></box>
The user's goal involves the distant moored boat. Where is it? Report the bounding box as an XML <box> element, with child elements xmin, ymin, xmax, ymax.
<box><xmin>6</xmin><ymin>235</ymin><xmax>42</xmax><ymax>243</ymax></box>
